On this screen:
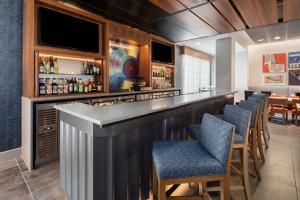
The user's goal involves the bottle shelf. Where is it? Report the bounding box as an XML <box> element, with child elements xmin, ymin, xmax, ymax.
<box><xmin>39</xmin><ymin>73</ymin><xmax>98</xmax><ymax>77</ymax></box>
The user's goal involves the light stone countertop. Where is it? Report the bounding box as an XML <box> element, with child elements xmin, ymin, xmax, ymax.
<box><xmin>55</xmin><ymin>90</ymin><xmax>235</xmax><ymax>127</ymax></box>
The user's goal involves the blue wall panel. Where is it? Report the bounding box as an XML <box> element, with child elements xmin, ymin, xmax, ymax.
<box><xmin>0</xmin><ymin>0</ymin><xmax>23</xmax><ymax>152</ymax></box>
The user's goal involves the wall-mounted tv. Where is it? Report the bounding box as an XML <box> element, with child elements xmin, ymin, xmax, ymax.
<box><xmin>39</xmin><ymin>7</ymin><xmax>99</xmax><ymax>53</ymax></box>
<box><xmin>152</xmin><ymin>41</ymin><xmax>174</xmax><ymax>64</ymax></box>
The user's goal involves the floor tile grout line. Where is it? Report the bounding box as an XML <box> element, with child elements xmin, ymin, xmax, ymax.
<box><xmin>15</xmin><ymin>159</ymin><xmax>35</xmax><ymax>200</ymax></box>
<box><xmin>290</xmin><ymin>145</ymin><xmax>299</xmax><ymax>200</ymax></box>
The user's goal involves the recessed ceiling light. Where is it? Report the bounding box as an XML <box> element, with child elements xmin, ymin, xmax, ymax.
<box><xmin>196</xmin><ymin>42</ymin><xmax>201</xmax><ymax>45</ymax></box>
<box><xmin>274</xmin><ymin>36</ymin><xmax>281</xmax><ymax>40</ymax></box>
<box><xmin>257</xmin><ymin>39</ymin><xmax>264</xmax><ymax>42</ymax></box>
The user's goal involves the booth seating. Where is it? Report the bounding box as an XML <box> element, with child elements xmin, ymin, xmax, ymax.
<box><xmin>152</xmin><ymin>114</ymin><xmax>235</xmax><ymax>200</ymax></box>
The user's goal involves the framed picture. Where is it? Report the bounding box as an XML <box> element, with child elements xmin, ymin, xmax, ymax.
<box><xmin>288</xmin><ymin>52</ymin><xmax>300</xmax><ymax>69</ymax></box>
<box><xmin>263</xmin><ymin>53</ymin><xmax>286</xmax><ymax>73</ymax></box>
<box><xmin>288</xmin><ymin>69</ymin><xmax>300</xmax><ymax>86</ymax></box>
<box><xmin>263</xmin><ymin>74</ymin><xmax>285</xmax><ymax>85</ymax></box>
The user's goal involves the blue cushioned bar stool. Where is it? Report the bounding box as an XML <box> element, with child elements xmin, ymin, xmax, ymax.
<box><xmin>253</xmin><ymin>93</ymin><xmax>271</xmax><ymax>140</ymax></box>
<box><xmin>247</xmin><ymin>96</ymin><xmax>266</xmax><ymax>161</ymax></box>
<box><xmin>239</xmin><ymin>100</ymin><xmax>262</xmax><ymax>180</ymax></box>
<box><xmin>152</xmin><ymin>114</ymin><xmax>235</xmax><ymax>200</ymax></box>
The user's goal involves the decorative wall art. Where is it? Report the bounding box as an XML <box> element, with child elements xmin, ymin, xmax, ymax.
<box><xmin>263</xmin><ymin>53</ymin><xmax>286</xmax><ymax>73</ymax></box>
<box><xmin>288</xmin><ymin>69</ymin><xmax>300</xmax><ymax>86</ymax></box>
<box><xmin>263</xmin><ymin>74</ymin><xmax>285</xmax><ymax>85</ymax></box>
<box><xmin>288</xmin><ymin>52</ymin><xmax>300</xmax><ymax>69</ymax></box>
<box><xmin>109</xmin><ymin>40</ymin><xmax>139</xmax><ymax>92</ymax></box>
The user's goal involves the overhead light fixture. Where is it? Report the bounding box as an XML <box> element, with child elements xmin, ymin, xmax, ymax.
<box><xmin>196</xmin><ymin>42</ymin><xmax>201</xmax><ymax>45</ymax></box>
<box><xmin>274</xmin><ymin>36</ymin><xmax>281</xmax><ymax>40</ymax></box>
<box><xmin>257</xmin><ymin>39</ymin><xmax>264</xmax><ymax>42</ymax></box>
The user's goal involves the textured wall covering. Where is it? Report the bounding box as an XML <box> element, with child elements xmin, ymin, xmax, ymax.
<box><xmin>0</xmin><ymin>0</ymin><xmax>23</xmax><ymax>152</ymax></box>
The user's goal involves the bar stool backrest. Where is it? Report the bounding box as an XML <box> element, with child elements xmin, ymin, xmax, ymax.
<box><xmin>199</xmin><ymin>113</ymin><xmax>235</xmax><ymax>165</ymax></box>
<box><xmin>248</xmin><ymin>96</ymin><xmax>265</xmax><ymax>113</ymax></box>
<box><xmin>223</xmin><ymin>105</ymin><xmax>251</xmax><ymax>144</ymax></box>
<box><xmin>239</xmin><ymin>100</ymin><xmax>259</xmax><ymax>129</ymax></box>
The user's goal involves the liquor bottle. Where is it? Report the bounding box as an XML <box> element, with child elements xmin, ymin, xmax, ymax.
<box><xmin>58</xmin><ymin>78</ymin><xmax>64</xmax><ymax>94</ymax></box>
<box><xmin>39</xmin><ymin>58</ymin><xmax>45</xmax><ymax>74</ymax></box>
<box><xmin>78</xmin><ymin>79</ymin><xmax>84</xmax><ymax>93</ymax></box>
<box><xmin>93</xmin><ymin>63</ymin><xmax>97</xmax><ymax>75</ymax></box>
<box><xmin>96</xmin><ymin>64</ymin><xmax>100</xmax><ymax>75</ymax></box>
<box><xmin>53</xmin><ymin>58</ymin><xmax>59</xmax><ymax>74</ymax></box>
<box><xmin>45</xmin><ymin>58</ymin><xmax>50</xmax><ymax>74</ymax></box>
<box><xmin>39</xmin><ymin>78</ymin><xmax>46</xmax><ymax>95</ymax></box>
<box><xmin>97</xmin><ymin>82</ymin><xmax>102</xmax><ymax>92</ymax></box>
<box><xmin>89</xmin><ymin>63</ymin><xmax>93</xmax><ymax>75</ymax></box>
<box><xmin>73</xmin><ymin>77</ymin><xmax>78</xmax><ymax>93</ymax></box>
<box><xmin>92</xmin><ymin>82</ymin><xmax>97</xmax><ymax>92</ymax></box>
<box><xmin>88</xmin><ymin>79</ymin><xmax>92</xmax><ymax>92</ymax></box>
<box><xmin>50</xmin><ymin>57</ymin><xmax>55</xmax><ymax>74</ymax></box>
<box><xmin>52</xmin><ymin>78</ymin><xmax>58</xmax><ymax>94</ymax></box>
<box><xmin>84</xmin><ymin>82</ymin><xmax>89</xmax><ymax>93</ymax></box>
<box><xmin>46</xmin><ymin>78</ymin><xmax>53</xmax><ymax>95</ymax></box>
<box><xmin>63</xmin><ymin>79</ymin><xmax>69</xmax><ymax>94</ymax></box>
<box><xmin>68</xmin><ymin>78</ymin><xmax>74</xmax><ymax>93</ymax></box>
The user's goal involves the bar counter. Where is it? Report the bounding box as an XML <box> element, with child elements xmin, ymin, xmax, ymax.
<box><xmin>54</xmin><ymin>90</ymin><xmax>235</xmax><ymax>200</ymax></box>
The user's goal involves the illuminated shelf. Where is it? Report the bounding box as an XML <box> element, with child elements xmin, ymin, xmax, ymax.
<box><xmin>39</xmin><ymin>73</ymin><xmax>98</xmax><ymax>78</ymax></box>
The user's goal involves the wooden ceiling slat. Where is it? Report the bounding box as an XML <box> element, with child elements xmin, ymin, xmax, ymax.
<box><xmin>211</xmin><ymin>0</ymin><xmax>245</xmax><ymax>31</ymax></box>
<box><xmin>148</xmin><ymin>0</ymin><xmax>185</xmax><ymax>14</ymax></box>
<box><xmin>192</xmin><ymin>3</ymin><xmax>235</xmax><ymax>33</ymax></box>
<box><xmin>177</xmin><ymin>0</ymin><xmax>207</xmax><ymax>8</ymax></box>
<box><xmin>169</xmin><ymin>11</ymin><xmax>218</xmax><ymax>37</ymax></box>
<box><xmin>232</xmin><ymin>0</ymin><xmax>278</xmax><ymax>28</ymax></box>
<box><xmin>283</xmin><ymin>0</ymin><xmax>300</xmax><ymax>22</ymax></box>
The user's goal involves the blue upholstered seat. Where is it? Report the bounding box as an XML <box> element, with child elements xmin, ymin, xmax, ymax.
<box><xmin>239</xmin><ymin>100</ymin><xmax>259</xmax><ymax>128</ymax></box>
<box><xmin>186</xmin><ymin>124</ymin><xmax>201</xmax><ymax>139</ymax></box>
<box><xmin>152</xmin><ymin>141</ymin><xmax>226</xmax><ymax>179</ymax></box>
<box><xmin>152</xmin><ymin>114</ymin><xmax>235</xmax><ymax>179</ymax></box>
<box><xmin>248</xmin><ymin>96</ymin><xmax>264</xmax><ymax>112</ymax></box>
<box><xmin>253</xmin><ymin>93</ymin><xmax>268</xmax><ymax>100</ymax></box>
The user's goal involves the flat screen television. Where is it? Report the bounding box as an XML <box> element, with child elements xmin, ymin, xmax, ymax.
<box><xmin>39</xmin><ymin>7</ymin><xmax>99</xmax><ymax>53</ymax></box>
<box><xmin>152</xmin><ymin>41</ymin><xmax>174</xmax><ymax>64</ymax></box>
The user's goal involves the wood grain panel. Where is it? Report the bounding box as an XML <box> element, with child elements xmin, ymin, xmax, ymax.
<box><xmin>180</xmin><ymin>46</ymin><xmax>212</xmax><ymax>61</ymax></box>
<box><xmin>233</xmin><ymin>0</ymin><xmax>278</xmax><ymax>28</ymax></box>
<box><xmin>177</xmin><ymin>0</ymin><xmax>207</xmax><ymax>8</ymax></box>
<box><xmin>168</xmin><ymin>11</ymin><xmax>218</xmax><ymax>37</ymax></box>
<box><xmin>192</xmin><ymin>3</ymin><xmax>235</xmax><ymax>33</ymax></box>
<box><xmin>212</xmin><ymin>0</ymin><xmax>246</xmax><ymax>30</ymax></box>
<box><xmin>283</xmin><ymin>0</ymin><xmax>300</xmax><ymax>21</ymax></box>
<box><xmin>148</xmin><ymin>0</ymin><xmax>185</xmax><ymax>13</ymax></box>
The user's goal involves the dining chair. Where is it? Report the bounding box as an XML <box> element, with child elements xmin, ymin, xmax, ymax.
<box><xmin>247</xmin><ymin>96</ymin><xmax>267</xmax><ymax>160</ymax></box>
<box><xmin>291</xmin><ymin>98</ymin><xmax>300</xmax><ymax>125</ymax></box>
<box><xmin>152</xmin><ymin>113</ymin><xmax>235</xmax><ymax>200</ymax></box>
<box><xmin>268</xmin><ymin>97</ymin><xmax>289</xmax><ymax>122</ymax></box>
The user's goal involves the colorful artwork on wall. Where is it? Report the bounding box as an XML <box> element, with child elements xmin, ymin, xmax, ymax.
<box><xmin>263</xmin><ymin>53</ymin><xmax>286</xmax><ymax>73</ymax></box>
<box><xmin>288</xmin><ymin>70</ymin><xmax>300</xmax><ymax>86</ymax></box>
<box><xmin>263</xmin><ymin>74</ymin><xmax>285</xmax><ymax>85</ymax></box>
<box><xmin>109</xmin><ymin>41</ymin><xmax>139</xmax><ymax>92</ymax></box>
<box><xmin>288</xmin><ymin>52</ymin><xmax>300</xmax><ymax>69</ymax></box>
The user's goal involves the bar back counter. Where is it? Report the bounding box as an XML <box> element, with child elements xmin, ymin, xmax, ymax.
<box><xmin>55</xmin><ymin>90</ymin><xmax>235</xmax><ymax>200</ymax></box>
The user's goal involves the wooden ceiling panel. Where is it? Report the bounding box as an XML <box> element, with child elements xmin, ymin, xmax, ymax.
<box><xmin>283</xmin><ymin>0</ymin><xmax>300</xmax><ymax>22</ymax></box>
<box><xmin>192</xmin><ymin>3</ymin><xmax>235</xmax><ymax>33</ymax></box>
<box><xmin>232</xmin><ymin>0</ymin><xmax>278</xmax><ymax>28</ymax></box>
<box><xmin>177</xmin><ymin>0</ymin><xmax>207</xmax><ymax>8</ymax></box>
<box><xmin>148</xmin><ymin>0</ymin><xmax>185</xmax><ymax>14</ymax></box>
<box><xmin>167</xmin><ymin>11</ymin><xmax>218</xmax><ymax>37</ymax></box>
<box><xmin>212</xmin><ymin>0</ymin><xmax>245</xmax><ymax>31</ymax></box>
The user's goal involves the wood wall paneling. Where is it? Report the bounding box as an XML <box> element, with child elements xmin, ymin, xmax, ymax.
<box><xmin>283</xmin><ymin>0</ymin><xmax>300</xmax><ymax>22</ymax></box>
<box><xmin>168</xmin><ymin>11</ymin><xmax>218</xmax><ymax>37</ymax></box>
<box><xmin>177</xmin><ymin>0</ymin><xmax>208</xmax><ymax>8</ymax></box>
<box><xmin>180</xmin><ymin>46</ymin><xmax>212</xmax><ymax>61</ymax></box>
<box><xmin>139</xmin><ymin>45</ymin><xmax>151</xmax><ymax>87</ymax></box>
<box><xmin>211</xmin><ymin>0</ymin><xmax>246</xmax><ymax>30</ymax></box>
<box><xmin>232</xmin><ymin>0</ymin><xmax>278</xmax><ymax>28</ymax></box>
<box><xmin>192</xmin><ymin>3</ymin><xmax>235</xmax><ymax>33</ymax></box>
<box><xmin>148</xmin><ymin>0</ymin><xmax>185</xmax><ymax>13</ymax></box>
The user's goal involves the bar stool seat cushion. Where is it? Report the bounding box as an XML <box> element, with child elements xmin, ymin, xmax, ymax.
<box><xmin>152</xmin><ymin>140</ymin><xmax>225</xmax><ymax>179</ymax></box>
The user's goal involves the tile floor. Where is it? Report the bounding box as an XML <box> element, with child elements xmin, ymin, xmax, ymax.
<box><xmin>0</xmin><ymin>122</ymin><xmax>299</xmax><ymax>200</ymax></box>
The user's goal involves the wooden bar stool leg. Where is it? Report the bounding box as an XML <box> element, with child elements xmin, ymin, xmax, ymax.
<box><xmin>223</xmin><ymin>174</ymin><xmax>230</xmax><ymax>200</ymax></box>
<box><xmin>158</xmin><ymin>181</ymin><xmax>166</xmax><ymax>200</ymax></box>
<box><xmin>220</xmin><ymin>180</ymin><xmax>224</xmax><ymax>200</ymax></box>
<box><xmin>251</xmin><ymin>129</ymin><xmax>261</xmax><ymax>180</ymax></box>
<box><xmin>152</xmin><ymin>165</ymin><xmax>158</xmax><ymax>197</ymax></box>
<box><xmin>263</xmin><ymin>114</ymin><xmax>271</xmax><ymax>139</ymax></box>
<box><xmin>261</xmin><ymin>115</ymin><xmax>269</xmax><ymax>148</ymax></box>
<box><xmin>257</xmin><ymin>117</ymin><xmax>265</xmax><ymax>161</ymax></box>
<box><xmin>242</xmin><ymin>147</ymin><xmax>252</xmax><ymax>200</ymax></box>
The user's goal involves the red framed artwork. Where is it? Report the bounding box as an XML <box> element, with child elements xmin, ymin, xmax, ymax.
<box><xmin>263</xmin><ymin>53</ymin><xmax>287</xmax><ymax>73</ymax></box>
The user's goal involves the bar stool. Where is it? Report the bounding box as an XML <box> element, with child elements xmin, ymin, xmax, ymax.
<box><xmin>239</xmin><ymin>100</ymin><xmax>262</xmax><ymax>180</ymax></box>
<box><xmin>253</xmin><ymin>93</ymin><xmax>271</xmax><ymax>140</ymax></box>
<box><xmin>247</xmin><ymin>97</ymin><xmax>266</xmax><ymax>161</ymax></box>
<box><xmin>152</xmin><ymin>114</ymin><xmax>235</xmax><ymax>200</ymax></box>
